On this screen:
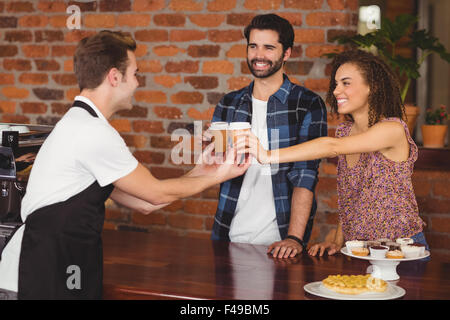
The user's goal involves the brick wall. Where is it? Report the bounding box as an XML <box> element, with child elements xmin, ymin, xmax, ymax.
<box><xmin>2</xmin><ymin>1</ymin><xmax>448</xmax><ymax>261</ymax></box>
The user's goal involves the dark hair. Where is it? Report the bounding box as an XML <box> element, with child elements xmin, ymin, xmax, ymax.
<box><xmin>326</xmin><ymin>49</ymin><xmax>405</xmax><ymax>127</ymax></box>
<box><xmin>244</xmin><ymin>14</ymin><xmax>294</xmax><ymax>52</ymax></box>
<box><xmin>74</xmin><ymin>30</ymin><xmax>136</xmax><ymax>91</ymax></box>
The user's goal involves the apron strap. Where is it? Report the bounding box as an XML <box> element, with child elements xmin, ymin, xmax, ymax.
<box><xmin>72</xmin><ymin>100</ymin><xmax>99</xmax><ymax>118</ymax></box>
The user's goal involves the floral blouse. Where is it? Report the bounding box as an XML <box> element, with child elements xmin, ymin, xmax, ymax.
<box><xmin>336</xmin><ymin>117</ymin><xmax>424</xmax><ymax>241</ymax></box>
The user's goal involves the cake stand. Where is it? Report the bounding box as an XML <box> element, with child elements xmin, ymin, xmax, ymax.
<box><xmin>340</xmin><ymin>248</ymin><xmax>430</xmax><ymax>281</ymax></box>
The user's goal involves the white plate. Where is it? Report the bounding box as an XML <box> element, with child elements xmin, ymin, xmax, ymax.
<box><xmin>341</xmin><ymin>247</ymin><xmax>430</xmax><ymax>262</ymax></box>
<box><xmin>304</xmin><ymin>281</ymin><xmax>405</xmax><ymax>300</ymax></box>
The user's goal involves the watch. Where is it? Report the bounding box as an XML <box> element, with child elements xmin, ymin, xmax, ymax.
<box><xmin>286</xmin><ymin>235</ymin><xmax>307</xmax><ymax>251</ymax></box>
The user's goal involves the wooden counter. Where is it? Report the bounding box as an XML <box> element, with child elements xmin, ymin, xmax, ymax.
<box><xmin>102</xmin><ymin>230</ymin><xmax>450</xmax><ymax>300</ymax></box>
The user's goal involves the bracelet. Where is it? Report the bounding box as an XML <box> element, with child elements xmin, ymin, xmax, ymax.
<box><xmin>286</xmin><ymin>235</ymin><xmax>307</xmax><ymax>250</ymax></box>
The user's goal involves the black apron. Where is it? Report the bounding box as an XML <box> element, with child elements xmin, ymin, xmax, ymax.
<box><xmin>18</xmin><ymin>101</ymin><xmax>114</xmax><ymax>300</ymax></box>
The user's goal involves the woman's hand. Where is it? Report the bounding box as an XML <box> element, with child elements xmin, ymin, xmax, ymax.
<box><xmin>308</xmin><ymin>241</ymin><xmax>342</xmax><ymax>257</ymax></box>
<box><xmin>235</xmin><ymin>131</ymin><xmax>270</xmax><ymax>164</ymax></box>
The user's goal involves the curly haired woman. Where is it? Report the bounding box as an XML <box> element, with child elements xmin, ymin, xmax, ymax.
<box><xmin>241</xmin><ymin>49</ymin><xmax>428</xmax><ymax>257</ymax></box>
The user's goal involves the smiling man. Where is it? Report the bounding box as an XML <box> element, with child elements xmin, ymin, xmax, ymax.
<box><xmin>210</xmin><ymin>14</ymin><xmax>328</xmax><ymax>258</ymax></box>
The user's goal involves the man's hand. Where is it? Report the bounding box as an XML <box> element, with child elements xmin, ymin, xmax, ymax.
<box><xmin>267</xmin><ymin>238</ymin><xmax>303</xmax><ymax>259</ymax></box>
<box><xmin>308</xmin><ymin>241</ymin><xmax>341</xmax><ymax>257</ymax></box>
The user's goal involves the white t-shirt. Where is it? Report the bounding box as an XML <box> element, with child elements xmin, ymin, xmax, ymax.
<box><xmin>229</xmin><ymin>96</ymin><xmax>280</xmax><ymax>245</ymax></box>
<box><xmin>0</xmin><ymin>96</ymin><xmax>138</xmax><ymax>292</ymax></box>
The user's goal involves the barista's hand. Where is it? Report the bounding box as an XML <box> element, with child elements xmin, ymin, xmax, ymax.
<box><xmin>235</xmin><ymin>131</ymin><xmax>270</xmax><ymax>164</ymax></box>
<box><xmin>308</xmin><ymin>241</ymin><xmax>341</xmax><ymax>257</ymax></box>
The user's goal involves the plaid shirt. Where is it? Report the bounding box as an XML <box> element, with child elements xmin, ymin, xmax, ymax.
<box><xmin>211</xmin><ymin>74</ymin><xmax>328</xmax><ymax>242</ymax></box>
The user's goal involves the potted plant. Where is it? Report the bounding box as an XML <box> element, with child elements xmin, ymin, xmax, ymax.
<box><xmin>421</xmin><ymin>105</ymin><xmax>449</xmax><ymax>148</ymax></box>
<box><xmin>328</xmin><ymin>14</ymin><xmax>450</xmax><ymax>134</ymax></box>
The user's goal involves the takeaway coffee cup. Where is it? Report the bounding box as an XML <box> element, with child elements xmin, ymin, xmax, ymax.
<box><xmin>228</xmin><ymin>122</ymin><xmax>251</xmax><ymax>145</ymax></box>
<box><xmin>209</xmin><ymin>122</ymin><xmax>228</xmax><ymax>153</ymax></box>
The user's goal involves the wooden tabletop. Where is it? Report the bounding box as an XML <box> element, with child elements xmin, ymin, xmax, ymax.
<box><xmin>102</xmin><ymin>229</ymin><xmax>450</xmax><ymax>300</ymax></box>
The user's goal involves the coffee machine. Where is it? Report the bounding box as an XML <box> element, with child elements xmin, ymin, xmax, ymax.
<box><xmin>0</xmin><ymin>124</ymin><xmax>53</xmax><ymax>257</ymax></box>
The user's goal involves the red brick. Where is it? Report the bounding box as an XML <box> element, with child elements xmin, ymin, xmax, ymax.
<box><xmin>1</xmin><ymin>114</ymin><xmax>30</xmax><ymax>123</ymax></box>
<box><xmin>133</xmin><ymin>120</ymin><xmax>165</xmax><ymax>134</ymax></box>
<box><xmin>121</xmin><ymin>134</ymin><xmax>149</xmax><ymax>148</ymax></box>
<box><xmin>19</xmin><ymin>73</ymin><xmax>48</xmax><ymax>85</ymax></box>
<box><xmin>433</xmin><ymin>181</ymin><xmax>450</xmax><ymax>198</ymax></box>
<box><xmin>51</xmin><ymin>45</ymin><xmax>77</xmax><ymax>57</ymax></box>
<box><xmin>64</xmin><ymin>30</ymin><xmax>97</xmax><ymax>43</ymax></box>
<box><xmin>227</xmin><ymin>13</ymin><xmax>255</xmax><ymax>26</ymax></box>
<box><xmin>6</xmin><ymin>1</ymin><xmax>34</xmax><ymax>12</ymax></box>
<box><xmin>150</xmin><ymin>166</ymin><xmax>185</xmax><ymax>179</ymax></box>
<box><xmin>169</xmin><ymin>0</ymin><xmax>203</xmax><ymax>11</ymax></box>
<box><xmin>187</xmin><ymin>107</ymin><xmax>214</xmax><ymax>120</ymax></box>
<box><xmin>320</xmin><ymin>162</ymin><xmax>337</xmax><ymax>175</ymax></box>
<box><xmin>412</xmin><ymin>178</ymin><xmax>432</xmax><ymax>197</ymax></box>
<box><xmin>117</xmin><ymin>14</ymin><xmax>151</xmax><ymax>27</ymax></box>
<box><xmin>189</xmin><ymin>14</ymin><xmax>225</xmax><ymax>28</ymax></box>
<box><xmin>137</xmin><ymin>60</ymin><xmax>163</xmax><ymax>73</ymax></box>
<box><xmin>184</xmin><ymin>76</ymin><xmax>218</xmax><ymax>89</ymax></box>
<box><xmin>0</xmin><ymin>45</ymin><xmax>18</xmax><ymax>57</ymax></box>
<box><xmin>165</xmin><ymin>60</ymin><xmax>199</xmax><ymax>73</ymax></box>
<box><xmin>315</xmin><ymin>177</ymin><xmax>337</xmax><ymax>194</ymax></box>
<box><xmin>170</xmin><ymin>30</ymin><xmax>206</xmax><ymax>42</ymax></box>
<box><xmin>285</xmin><ymin>61</ymin><xmax>314</xmax><ymax>75</ymax></box>
<box><xmin>167</xmin><ymin>213</ymin><xmax>204</xmax><ymax>230</ymax></box>
<box><xmin>184</xmin><ymin>200</ymin><xmax>218</xmax><ymax>215</ymax></box>
<box><xmin>154</xmin><ymin>14</ymin><xmax>185</xmax><ymax>27</ymax></box>
<box><xmin>99</xmin><ymin>0</ymin><xmax>131</xmax><ymax>11</ymax></box>
<box><xmin>84</xmin><ymin>14</ymin><xmax>116</xmax><ymax>28</ymax></box>
<box><xmin>416</xmin><ymin>197</ymin><xmax>450</xmax><ymax>214</ymax></box>
<box><xmin>48</xmin><ymin>15</ymin><xmax>67</xmax><ymax>28</ymax></box>
<box><xmin>50</xmin><ymin>102</ymin><xmax>71</xmax><ymax>115</ymax></box>
<box><xmin>52</xmin><ymin>74</ymin><xmax>77</xmax><ymax>86</ymax></box>
<box><xmin>0</xmin><ymin>16</ymin><xmax>17</xmax><ymax>28</ymax></box>
<box><xmin>153</xmin><ymin>75</ymin><xmax>182</xmax><ymax>88</ymax></box>
<box><xmin>37</xmin><ymin>1</ymin><xmax>67</xmax><ymax>12</ymax></box>
<box><xmin>34</xmin><ymin>59</ymin><xmax>60</xmax><ymax>71</ymax></box>
<box><xmin>153</xmin><ymin>45</ymin><xmax>185</xmax><ymax>57</ymax></box>
<box><xmin>33</xmin><ymin>88</ymin><xmax>64</xmax><ymax>100</ymax></box>
<box><xmin>430</xmin><ymin>217</ymin><xmax>450</xmax><ymax>233</ymax></box>
<box><xmin>305</xmin><ymin>45</ymin><xmax>344</xmax><ymax>58</ymax></box>
<box><xmin>0</xmin><ymin>101</ymin><xmax>16</xmax><ymax>113</ymax></box>
<box><xmin>413</xmin><ymin>170</ymin><xmax>450</xmax><ymax>180</ymax></box>
<box><xmin>1</xmin><ymin>86</ymin><xmax>29</xmax><ymax>99</ymax></box>
<box><xmin>133</xmin><ymin>0</ymin><xmax>165</xmax><ymax>11</ymax></box>
<box><xmin>294</xmin><ymin>29</ymin><xmax>325</xmax><ymax>43</ymax></box>
<box><xmin>109</xmin><ymin>119</ymin><xmax>131</xmax><ymax>133</ymax></box>
<box><xmin>304</xmin><ymin>78</ymin><xmax>330</xmax><ymax>92</ymax></box>
<box><xmin>244</xmin><ymin>0</ymin><xmax>282</xmax><ymax>10</ymax></box>
<box><xmin>3</xmin><ymin>59</ymin><xmax>32</xmax><ymax>71</ymax></box>
<box><xmin>105</xmin><ymin>208</ymin><xmax>128</xmax><ymax>222</ymax></box>
<box><xmin>135</xmin><ymin>30</ymin><xmax>168</xmax><ymax>42</ymax></box>
<box><xmin>203</xmin><ymin>60</ymin><xmax>234</xmax><ymax>74</ymax></box>
<box><xmin>20</xmin><ymin>102</ymin><xmax>47</xmax><ymax>114</ymax></box>
<box><xmin>327</xmin><ymin>0</ymin><xmax>359</xmax><ymax>11</ymax></box>
<box><xmin>35</xmin><ymin>30</ymin><xmax>64</xmax><ymax>42</ymax></box>
<box><xmin>22</xmin><ymin>45</ymin><xmax>49</xmax><ymax>58</ymax></box>
<box><xmin>4</xmin><ymin>30</ymin><xmax>33</xmax><ymax>42</ymax></box>
<box><xmin>227</xmin><ymin>76</ymin><xmax>252</xmax><ymax>90</ymax></box>
<box><xmin>153</xmin><ymin>106</ymin><xmax>183</xmax><ymax>119</ymax></box>
<box><xmin>285</xmin><ymin>0</ymin><xmax>324</xmax><ymax>9</ymax></box>
<box><xmin>187</xmin><ymin>45</ymin><xmax>220</xmax><ymax>58</ymax></box>
<box><xmin>134</xmin><ymin>90</ymin><xmax>167</xmax><ymax>103</ymax></box>
<box><xmin>426</xmin><ymin>233</ymin><xmax>450</xmax><ymax>251</ymax></box>
<box><xmin>0</xmin><ymin>73</ymin><xmax>14</xmax><ymax>85</ymax></box>
<box><xmin>66</xmin><ymin>88</ymin><xmax>80</xmax><ymax>101</ymax></box>
<box><xmin>117</xmin><ymin>105</ymin><xmax>149</xmax><ymax>118</ymax></box>
<box><xmin>171</xmin><ymin>91</ymin><xmax>204</xmax><ymax>104</ymax></box>
<box><xmin>18</xmin><ymin>15</ymin><xmax>49</xmax><ymax>27</ymax></box>
<box><xmin>278</xmin><ymin>13</ymin><xmax>303</xmax><ymax>26</ymax></box>
<box><xmin>208</xmin><ymin>29</ymin><xmax>243</xmax><ymax>42</ymax></box>
<box><xmin>306</xmin><ymin>12</ymin><xmax>353</xmax><ymax>27</ymax></box>
<box><xmin>226</xmin><ymin>44</ymin><xmax>246</xmax><ymax>58</ymax></box>
<box><xmin>133</xmin><ymin>150</ymin><xmax>165</xmax><ymax>164</ymax></box>
<box><xmin>150</xmin><ymin>136</ymin><xmax>179</xmax><ymax>149</ymax></box>
<box><xmin>207</xmin><ymin>0</ymin><xmax>237</xmax><ymax>11</ymax></box>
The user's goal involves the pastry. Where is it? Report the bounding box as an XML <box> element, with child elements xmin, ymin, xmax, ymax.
<box><xmin>386</xmin><ymin>249</ymin><xmax>404</xmax><ymax>259</ymax></box>
<box><xmin>376</xmin><ymin>238</ymin><xmax>391</xmax><ymax>246</ymax></box>
<box><xmin>401</xmin><ymin>245</ymin><xmax>422</xmax><ymax>258</ymax></box>
<box><xmin>386</xmin><ymin>241</ymin><xmax>400</xmax><ymax>251</ymax></box>
<box><xmin>345</xmin><ymin>240</ymin><xmax>365</xmax><ymax>253</ymax></box>
<box><xmin>369</xmin><ymin>245</ymin><xmax>389</xmax><ymax>258</ymax></box>
<box><xmin>322</xmin><ymin>274</ymin><xmax>387</xmax><ymax>295</ymax></box>
<box><xmin>396</xmin><ymin>238</ymin><xmax>413</xmax><ymax>245</ymax></box>
<box><xmin>351</xmin><ymin>247</ymin><xmax>369</xmax><ymax>256</ymax></box>
<box><xmin>410</xmin><ymin>243</ymin><xmax>426</xmax><ymax>255</ymax></box>
<box><xmin>366</xmin><ymin>240</ymin><xmax>381</xmax><ymax>247</ymax></box>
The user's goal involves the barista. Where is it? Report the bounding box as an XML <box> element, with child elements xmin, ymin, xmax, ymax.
<box><xmin>0</xmin><ymin>31</ymin><xmax>249</xmax><ymax>300</ymax></box>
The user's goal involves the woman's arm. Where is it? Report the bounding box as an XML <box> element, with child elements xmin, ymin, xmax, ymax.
<box><xmin>245</xmin><ymin>121</ymin><xmax>407</xmax><ymax>164</ymax></box>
